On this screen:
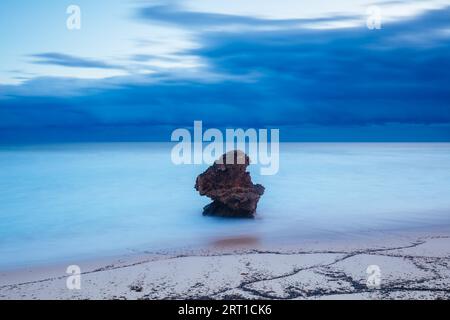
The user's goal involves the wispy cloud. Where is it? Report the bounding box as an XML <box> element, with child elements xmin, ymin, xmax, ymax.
<box><xmin>139</xmin><ymin>4</ymin><xmax>360</xmax><ymax>30</ymax></box>
<box><xmin>29</xmin><ymin>53</ymin><xmax>122</xmax><ymax>70</ymax></box>
<box><xmin>138</xmin><ymin>1</ymin><xmax>450</xmax><ymax>31</ymax></box>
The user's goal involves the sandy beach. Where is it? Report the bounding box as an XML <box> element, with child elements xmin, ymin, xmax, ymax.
<box><xmin>2</xmin><ymin>0</ymin><xmax>450</xmax><ymax>305</ymax></box>
<box><xmin>1</xmin><ymin>228</ymin><xmax>449</xmax><ymax>300</ymax></box>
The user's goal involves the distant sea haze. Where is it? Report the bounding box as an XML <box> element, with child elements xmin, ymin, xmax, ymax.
<box><xmin>1</xmin><ymin>123</ymin><xmax>450</xmax><ymax>144</ymax></box>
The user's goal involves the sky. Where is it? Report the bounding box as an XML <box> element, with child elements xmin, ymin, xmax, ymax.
<box><xmin>1</xmin><ymin>0</ymin><xmax>450</xmax><ymax>142</ymax></box>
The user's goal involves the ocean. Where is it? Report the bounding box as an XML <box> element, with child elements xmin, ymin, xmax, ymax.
<box><xmin>1</xmin><ymin>143</ymin><xmax>449</xmax><ymax>269</ymax></box>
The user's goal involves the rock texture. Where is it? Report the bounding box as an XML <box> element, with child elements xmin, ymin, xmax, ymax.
<box><xmin>195</xmin><ymin>150</ymin><xmax>265</xmax><ymax>217</ymax></box>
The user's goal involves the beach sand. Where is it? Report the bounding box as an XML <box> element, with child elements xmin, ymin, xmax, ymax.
<box><xmin>1</xmin><ymin>229</ymin><xmax>449</xmax><ymax>300</ymax></box>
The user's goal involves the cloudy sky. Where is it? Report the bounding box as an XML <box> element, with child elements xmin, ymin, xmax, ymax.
<box><xmin>1</xmin><ymin>0</ymin><xmax>450</xmax><ymax>142</ymax></box>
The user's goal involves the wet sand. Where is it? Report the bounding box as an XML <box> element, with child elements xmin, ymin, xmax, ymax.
<box><xmin>1</xmin><ymin>228</ymin><xmax>449</xmax><ymax>300</ymax></box>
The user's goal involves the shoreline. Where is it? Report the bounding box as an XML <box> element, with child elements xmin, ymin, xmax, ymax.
<box><xmin>1</xmin><ymin>226</ymin><xmax>449</xmax><ymax>300</ymax></box>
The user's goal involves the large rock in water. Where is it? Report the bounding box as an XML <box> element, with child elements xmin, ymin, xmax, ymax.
<box><xmin>195</xmin><ymin>150</ymin><xmax>265</xmax><ymax>218</ymax></box>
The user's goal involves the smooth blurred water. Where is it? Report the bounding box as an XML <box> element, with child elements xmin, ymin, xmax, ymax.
<box><xmin>0</xmin><ymin>143</ymin><xmax>450</xmax><ymax>269</ymax></box>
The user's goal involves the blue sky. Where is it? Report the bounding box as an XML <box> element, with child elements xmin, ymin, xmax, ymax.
<box><xmin>1</xmin><ymin>0</ymin><xmax>450</xmax><ymax>142</ymax></box>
